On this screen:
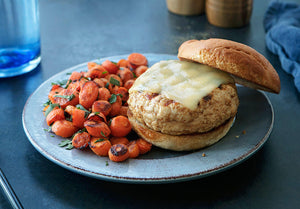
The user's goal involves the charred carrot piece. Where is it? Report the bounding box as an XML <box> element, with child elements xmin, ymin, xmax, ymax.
<box><xmin>79</xmin><ymin>81</ymin><xmax>99</xmax><ymax>109</ymax></box>
<box><xmin>87</xmin><ymin>112</ymin><xmax>107</xmax><ymax>123</ymax></box>
<box><xmin>89</xmin><ymin>138</ymin><xmax>111</xmax><ymax>156</ymax></box>
<box><xmin>52</xmin><ymin>89</ymin><xmax>80</xmax><ymax>109</ymax></box>
<box><xmin>118</xmin><ymin>67</ymin><xmax>134</xmax><ymax>83</ymax></box>
<box><xmin>128</xmin><ymin>141</ymin><xmax>140</xmax><ymax>158</ymax></box>
<box><xmin>136</xmin><ymin>138</ymin><xmax>152</xmax><ymax>154</ymax></box>
<box><xmin>92</xmin><ymin>100</ymin><xmax>112</xmax><ymax>116</ymax></box>
<box><xmin>127</xmin><ymin>53</ymin><xmax>148</xmax><ymax>69</ymax></box>
<box><xmin>117</xmin><ymin>59</ymin><xmax>130</xmax><ymax>68</ymax></box>
<box><xmin>116</xmin><ymin>87</ymin><xmax>129</xmax><ymax>102</ymax></box>
<box><xmin>98</xmin><ymin>87</ymin><xmax>111</xmax><ymax>101</ymax></box>
<box><xmin>72</xmin><ymin>108</ymin><xmax>86</xmax><ymax>128</ymax></box>
<box><xmin>124</xmin><ymin>79</ymin><xmax>135</xmax><ymax>90</ymax></box>
<box><xmin>110</xmin><ymin>116</ymin><xmax>132</xmax><ymax>137</ymax></box>
<box><xmin>72</xmin><ymin>132</ymin><xmax>91</xmax><ymax>149</ymax></box>
<box><xmin>69</xmin><ymin>71</ymin><xmax>83</xmax><ymax>81</ymax></box>
<box><xmin>46</xmin><ymin>108</ymin><xmax>65</xmax><ymax>126</ymax></box>
<box><xmin>108</xmin><ymin>144</ymin><xmax>130</xmax><ymax>162</ymax></box>
<box><xmin>119</xmin><ymin>106</ymin><xmax>128</xmax><ymax>117</ymax></box>
<box><xmin>102</xmin><ymin>60</ymin><xmax>119</xmax><ymax>74</ymax></box>
<box><xmin>86</xmin><ymin>65</ymin><xmax>108</xmax><ymax>79</ymax></box>
<box><xmin>84</xmin><ymin>120</ymin><xmax>111</xmax><ymax>138</ymax></box>
<box><xmin>109</xmin><ymin>95</ymin><xmax>122</xmax><ymax>117</ymax></box>
<box><xmin>135</xmin><ymin>65</ymin><xmax>148</xmax><ymax>77</ymax></box>
<box><xmin>52</xmin><ymin>120</ymin><xmax>78</xmax><ymax>138</ymax></box>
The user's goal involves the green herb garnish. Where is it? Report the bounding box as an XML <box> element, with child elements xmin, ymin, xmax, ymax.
<box><xmin>109</xmin><ymin>94</ymin><xmax>123</xmax><ymax>104</ymax></box>
<box><xmin>53</xmin><ymin>94</ymin><xmax>75</xmax><ymax>101</ymax></box>
<box><xmin>58</xmin><ymin>139</ymin><xmax>73</xmax><ymax>150</ymax></box>
<box><xmin>44</xmin><ymin>103</ymin><xmax>60</xmax><ymax>117</ymax></box>
<box><xmin>95</xmin><ymin>138</ymin><xmax>105</xmax><ymax>143</ymax></box>
<box><xmin>109</xmin><ymin>77</ymin><xmax>120</xmax><ymax>86</ymax></box>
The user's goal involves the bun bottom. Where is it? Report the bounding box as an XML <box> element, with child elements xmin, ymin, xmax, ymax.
<box><xmin>128</xmin><ymin>113</ymin><xmax>235</xmax><ymax>151</ymax></box>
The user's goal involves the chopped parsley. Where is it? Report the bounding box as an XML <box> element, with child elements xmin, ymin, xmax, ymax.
<box><xmin>109</xmin><ymin>77</ymin><xmax>120</xmax><ymax>86</ymax></box>
<box><xmin>58</xmin><ymin>139</ymin><xmax>74</xmax><ymax>150</ymax></box>
<box><xmin>53</xmin><ymin>94</ymin><xmax>75</xmax><ymax>101</ymax></box>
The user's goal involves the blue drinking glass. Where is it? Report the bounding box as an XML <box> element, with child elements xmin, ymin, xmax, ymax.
<box><xmin>0</xmin><ymin>0</ymin><xmax>41</xmax><ymax>78</ymax></box>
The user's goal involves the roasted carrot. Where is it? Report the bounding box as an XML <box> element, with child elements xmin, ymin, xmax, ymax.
<box><xmin>110</xmin><ymin>116</ymin><xmax>132</xmax><ymax>137</ymax></box>
<box><xmin>65</xmin><ymin>105</ymin><xmax>75</xmax><ymax>115</ymax></box>
<box><xmin>127</xmin><ymin>53</ymin><xmax>148</xmax><ymax>69</ymax></box>
<box><xmin>89</xmin><ymin>138</ymin><xmax>111</xmax><ymax>156</ymax></box>
<box><xmin>128</xmin><ymin>141</ymin><xmax>140</xmax><ymax>158</ymax></box>
<box><xmin>48</xmin><ymin>85</ymin><xmax>64</xmax><ymax>104</ymax></box>
<box><xmin>46</xmin><ymin>108</ymin><xmax>65</xmax><ymax>126</ymax></box>
<box><xmin>52</xmin><ymin>89</ymin><xmax>80</xmax><ymax>109</ymax></box>
<box><xmin>84</xmin><ymin>120</ymin><xmax>111</xmax><ymax>138</ymax></box>
<box><xmin>108</xmin><ymin>144</ymin><xmax>130</xmax><ymax>162</ymax></box>
<box><xmin>124</xmin><ymin>79</ymin><xmax>135</xmax><ymax>90</ymax></box>
<box><xmin>100</xmin><ymin>78</ymin><xmax>113</xmax><ymax>92</ymax></box>
<box><xmin>72</xmin><ymin>132</ymin><xmax>90</xmax><ymax>149</ymax></box>
<box><xmin>72</xmin><ymin>108</ymin><xmax>86</xmax><ymax>128</ymax></box>
<box><xmin>102</xmin><ymin>60</ymin><xmax>119</xmax><ymax>74</ymax></box>
<box><xmin>109</xmin><ymin>95</ymin><xmax>122</xmax><ymax>117</ymax></box>
<box><xmin>98</xmin><ymin>87</ymin><xmax>111</xmax><ymax>101</ymax></box>
<box><xmin>87</xmin><ymin>62</ymin><xmax>99</xmax><ymax>70</ymax></box>
<box><xmin>119</xmin><ymin>106</ymin><xmax>128</xmax><ymax>117</ymax></box>
<box><xmin>69</xmin><ymin>71</ymin><xmax>83</xmax><ymax>81</ymax></box>
<box><xmin>52</xmin><ymin>120</ymin><xmax>78</xmax><ymax>138</ymax></box>
<box><xmin>92</xmin><ymin>100</ymin><xmax>111</xmax><ymax>116</ymax></box>
<box><xmin>116</xmin><ymin>87</ymin><xmax>129</xmax><ymax>102</ymax></box>
<box><xmin>136</xmin><ymin>138</ymin><xmax>152</xmax><ymax>154</ymax></box>
<box><xmin>79</xmin><ymin>81</ymin><xmax>99</xmax><ymax>109</ymax></box>
<box><xmin>117</xmin><ymin>59</ymin><xmax>130</xmax><ymax>68</ymax></box>
<box><xmin>110</xmin><ymin>136</ymin><xmax>129</xmax><ymax>145</ymax></box>
<box><xmin>93</xmin><ymin>78</ymin><xmax>105</xmax><ymax>88</ymax></box>
<box><xmin>86</xmin><ymin>65</ymin><xmax>108</xmax><ymax>79</ymax></box>
<box><xmin>135</xmin><ymin>65</ymin><xmax>148</xmax><ymax>77</ymax></box>
<box><xmin>87</xmin><ymin>112</ymin><xmax>107</xmax><ymax>123</ymax></box>
<box><xmin>118</xmin><ymin>67</ymin><xmax>134</xmax><ymax>83</ymax></box>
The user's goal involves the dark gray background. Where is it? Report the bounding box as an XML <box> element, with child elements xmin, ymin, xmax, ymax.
<box><xmin>0</xmin><ymin>0</ymin><xmax>299</xmax><ymax>208</ymax></box>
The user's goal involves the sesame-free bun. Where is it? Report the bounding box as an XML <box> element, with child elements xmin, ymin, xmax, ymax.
<box><xmin>178</xmin><ymin>39</ymin><xmax>280</xmax><ymax>93</ymax></box>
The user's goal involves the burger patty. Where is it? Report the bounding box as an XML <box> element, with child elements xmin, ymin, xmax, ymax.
<box><xmin>127</xmin><ymin>83</ymin><xmax>239</xmax><ymax>135</ymax></box>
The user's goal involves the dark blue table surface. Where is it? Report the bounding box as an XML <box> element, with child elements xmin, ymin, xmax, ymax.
<box><xmin>1</xmin><ymin>0</ymin><xmax>299</xmax><ymax>208</ymax></box>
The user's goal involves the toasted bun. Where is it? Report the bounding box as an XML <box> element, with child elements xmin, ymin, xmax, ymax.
<box><xmin>178</xmin><ymin>39</ymin><xmax>280</xmax><ymax>93</ymax></box>
<box><xmin>128</xmin><ymin>110</ymin><xmax>235</xmax><ymax>151</ymax></box>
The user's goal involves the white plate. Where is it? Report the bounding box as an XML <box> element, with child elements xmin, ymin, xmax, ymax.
<box><xmin>22</xmin><ymin>54</ymin><xmax>274</xmax><ymax>183</ymax></box>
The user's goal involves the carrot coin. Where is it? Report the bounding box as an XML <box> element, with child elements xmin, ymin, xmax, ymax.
<box><xmin>98</xmin><ymin>87</ymin><xmax>111</xmax><ymax>101</ymax></box>
<box><xmin>110</xmin><ymin>116</ymin><xmax>132</xmax><ymax>137</ymax></box>
<box><xmin>127</xmin><ymin>53</ymin><xmax>148</xmax><ymax>69</ymax></box>
<box><xmin>108</xmin><ymin>144</ymin><xmax>130</xmax><ymax>162</ymax></box>
<box><xmin>72</xmin><ymin>132</ymin><xmax>91</xmax><ymax>149</ymax></box>
<box><xmin>46</xmin><ymin>108</ymin><xmax>65</xmax><ymax>126</ymax></box>
<box><xmin>79</xmin><ymin>81</ymin><xmax>99</xmax><ymax>109</ymax></box>
<box><xmin>117</xmin><ymin>59</ymin><xmax>130</xmax><ymax>68</ymax></box>
<box><xmin>92</xmin><ymin>100</ymin><xmax>112</xmax><ymax>116</ymax></box>
<box><xmin>72</xmin><ymin>108</ymin><xmax>86</xmax><ymax>128</ymax></box>
<box><xmin>102</xmin><ymin>60</ymin><xmax>119</xmax><ymax>74</ymax></box>
<box><xmin>89</xmin><ymin>138</ymin><xmax>111</xmax><ymax>156</ymax></box>
<box><xmin>124</xmin><ymin>79</ymin><xmax>135</xmax><ymax>90</ymax></box>
<box><xmin>52</xmin><ymin>120</ymin><xmax>78</xmax><ymax>138</ymax></box>
<box><xmin>128</xmin><ymin>141</ymin><xmax>140</xmax><ymax>158</ymax></box>
<box><xmin>135</xmin><ymin>65</ymin><xmax>148</xmax><ymax>77</ymax></box>
<box><xmin>84</xmin><ymin>120</ymin><xmax>111</xmax><ymax>138</ymax></box>
<box><xmin>136</xmin><ymin>138</ymin><xmax>152</xmax><ymax>154</ymax></box>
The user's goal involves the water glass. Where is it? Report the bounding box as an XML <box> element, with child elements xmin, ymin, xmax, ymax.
<box><xmin>0</xmin><ymin>0</ymin><xmax>41</xmax><ymax>77</ymax></box>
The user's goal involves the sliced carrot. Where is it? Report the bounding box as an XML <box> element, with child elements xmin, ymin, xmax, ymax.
<box><xmin>52</xmin><ymin>89</ymin><xmax>80</xmax><ymax>109</ymax></box>
<box><xmin>109</xmin><ymin>95</ymin><xmax>122</xmax><ymax>117</ymax></box>
<box><xmin>135</xmin><ymin>65</ymin><xmax>148</xmax><ymax>77</ymax></box>
<box><xmin>87</xmin><ymin>65</ymin><xmax>108</xmax><ymax>79</ymax></box>
<box><xmin>110</xmin><ymin>136</ymin><xmax>129</xmax><ymax>145</ymax></box>
<box><xmin>65</xmin><ymin>105</ymin><xmax>75</xmax><ymax>115</ymax></box>
<box><xmin>108</xmin><ymin>144</ymin><xmax>130</xmax><ymax>162</ymax></box>
<box><xmin>136</xmin><ymin>138</ymin><xmax>152</xmax><ymax>154</ymax></box>
<box><xmin>102</xmin><ymin>60</ymin><xmax>119</xmax><ymax>74</ymax></box>
<box><xmin>79</xmin><ymin>81</ymin><xmax>99</xmax><ymax>109</ymax></box>
<box><xmin>89</xmin><ymin>138</ymin><xmax>111</xmax><ymax>156</ymax></box>
<box><xmin>52</xmin><ymin>120</ymin><xmax>78</xmax><ymax>138</ymax></box>
<box><xmin>128</xmin><ymin>141</ymin><xmax>140</xmax><ymax>158</ymax></box>
<box><xmin>118</xmin><ymin>67</ymin><xmax>134</xmax><ymax>83</ymax></box>
<box><xmin>69</xmin><ymin>71</ymin><xmax>83</xmax><ymax>81</ymax></box>
<box><xmin>72</xmin><ymin>132</ymin><xmax>90</xmax><ymax>149</ymax></box>
<box><xmin>98</xmin><ymin>87</ymin><xmax>111</xmax><ymax>101</ymax></box>
<box><xmin>46</xmin><ymin>108</ymin><xmax>65</xmax><ymax>126</ymax></box>
<box><xmin>110</xmin><ymin>116</ymin><xmax>132</xmax><ymax>137</ymax></box>
<box><xmin>84</xmin><ymin>120</ymin><xmax>111</xmax><ymax>138</ymax></box>
<box><xmin>72</xmin><ymin>108</ymin><xmax>86</xmax><ymax>128</ymax></box>
<box><xmin>116</xmin><ymin>87</ymin><xmax>129</xmax><ymax>102</ymax></box>
<box><xmin>127</xmin><ymin>53</ymin><xmax>148</xmax><ymax>69</ymax></box>
<box><xmin>48</xmin><ymin>86</ymin><xmax>64</xmax><ymax>104</ymax></box>
<box><xmin>87</xmin><ymin>62</ymin><xmax>99</xmax><ymax>70</ymax></box>
<box><xmin>87</xmin><ymin>112</ymin><xmax>107</xmax><ymax>123</ymax></box>
<box><xmin>100</xmin><ymin>78</ymin><xmax>113</xmax><ymax>92</ymax></box>
<box><xmin>124</xmin><ymin>79</ymin><xmax>135</xmax><ymax>90</ymax></box>
<box><xmin>119</xmin><ymin>106</ymin><xmax>128</xmax><ymax>117</ymax></box>
<box><xmin>117</xmin><ymin>59</ymin><xmax>130</xmax><ymax>68</ymax></box>
<box><xmin>92</xmin><ymin>100</ymin><xmax>111</xmax><ymax>116</ymax></box>
<box><xmin>93</xmin><ymin>78</ymin><xmax>105</xmax><ymax>88</ymax></box>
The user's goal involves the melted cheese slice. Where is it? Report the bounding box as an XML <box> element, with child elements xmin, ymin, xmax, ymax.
<box><xmin>129</xmin><ymin>60</ymin><xmax>234</xmax><ymax>110</ymax></box>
